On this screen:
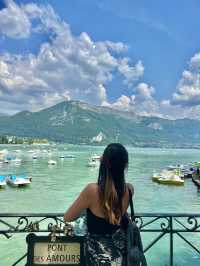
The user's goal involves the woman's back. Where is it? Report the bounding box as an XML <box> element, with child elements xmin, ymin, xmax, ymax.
<box><xmin>88</xmin><ymin>183</ymin><xmax>130</xmax><ymax>219</ymax></box>
<box><xmin>86</xmin><ymin>183</ymin><xmax>132</xmax><ymax>235</ymax></box>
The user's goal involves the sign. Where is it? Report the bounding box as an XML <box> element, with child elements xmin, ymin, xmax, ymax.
<box><xmin>26</xmin><ymin>234</ymin><xmax>85</xmax><ymax>266</ymax></box>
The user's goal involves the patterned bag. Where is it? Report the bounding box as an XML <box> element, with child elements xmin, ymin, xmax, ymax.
<box><xmin>84</xmin><ymin>228</ymin><xmax>126</xmax><ymax>266</ymax></box>
<box><xmin>126</xmin><ymin>189</ymin><xmax>147</xmax><ymax>266</ymax></box>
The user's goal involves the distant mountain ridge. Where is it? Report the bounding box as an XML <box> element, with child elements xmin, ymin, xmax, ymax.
<box><xmin>0</xmin><ymin>113</ymin><xmax>9</xmax><ymax>117</ymax></box>
<box><xmin>0</xmin><ymin>100</ymin><xmax>200</xmax><ymax>148</ymax></box>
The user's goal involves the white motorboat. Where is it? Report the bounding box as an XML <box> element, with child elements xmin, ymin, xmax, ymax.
<box><xmin>11</xmin><ymin>158</ymin><xmax>22</xmax><ymax>165</ymax></box>
<box><xmin>87</xmin><ymin>161</ymin><xmax>97</xmax><ymax>167</ymax></box>
<box><xmin>86</xmin><ymin>158</ymin><xmax>98</xmax><ymax>167</ymax></box>
<box><xmin>6</xmin><ymin>175</ymin><xmax>31</xmax><ymax>187</ymax></box>
<box><xmin>28</xmin><ymin>150</ymin><xmax>35</xmax><ymax>153</ymax></box>
<box><xmin>48</xmin><ymin>160</ymin><xmax>57</xmax><ymax>165</ymax></box>
<box><xmin>167</xmin><ymin>164</ymin><xmax>194</xmax><ymax>178</ymax></box>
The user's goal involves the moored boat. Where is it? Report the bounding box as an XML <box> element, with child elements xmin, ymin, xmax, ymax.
<box><xmin>86</xmin><ymin>158</ymin><xmax>98</xmax><ymax>167</ymax></box>
<box><xmin>152</xmin><ymin>169</ymin><xmax>184</xmax><ymax>186</ymax></box>
<box><xmin>193</xmin><ymin>162</ymin><xmax>200</xmax><ymax>167</ymax></box>
<box><xmin>6</xmin><ymin>175</ymin><xmax>31</xmax><ymax>187</ymax></box>
<box><xmin>11</xmin><ymin>158</ymin><xmax>22</xmax><ymax>165</ymax></box>
<box><xmin>191</xmin><ymin>173</ymin><xmax>200</xmax><ymax>188</ymax></box>
<box><xmin>192</xmin><ymin>177</ymin><xmax>200</xmax><ymax>188</ymax></box>
<box><xmin>48</xmin><ymin>159</ymin><xmax>57</xmax><ymax>165</ymax></box>
<box><xmin>157</xmin><ymin>176</ymin><xmax>184</xmax><ymax>186</ymax></box>
<box><xmin>65</xmin><ymin>155</ymin><xmax>76</xmax><ymax>159</ymax></box>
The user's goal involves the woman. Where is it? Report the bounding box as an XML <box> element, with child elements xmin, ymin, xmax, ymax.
<box><xmin>64</xmin><ymin>143</ymin><xmax>134</xmax><ymax>265</ymax></box>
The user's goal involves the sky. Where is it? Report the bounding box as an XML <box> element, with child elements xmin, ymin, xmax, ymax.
<box><xmin>1</xmin><ymin>0</ymin><xmax>200</xmax><ymax>119</ymax></box>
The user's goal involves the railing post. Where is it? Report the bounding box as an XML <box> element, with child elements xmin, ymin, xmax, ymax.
<box><xmin>169</xmin><ymin>216</ymin><xmax>173</xmax><ymax>266</ymax></box>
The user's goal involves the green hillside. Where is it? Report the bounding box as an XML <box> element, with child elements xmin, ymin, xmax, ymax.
<box><xmin>0</xmin><ymin>100</ymin><xmax>200</xmax><ymax>148</ymax></box>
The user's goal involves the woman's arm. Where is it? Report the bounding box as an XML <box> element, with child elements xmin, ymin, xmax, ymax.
<box><xmin>64</xmin><ymin>184</ymin><xmax>92</xmax><ymax>222</ymax></box>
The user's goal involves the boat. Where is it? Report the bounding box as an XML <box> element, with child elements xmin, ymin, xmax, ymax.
<box><xmin>167</xmin><ymin>164</ymin><xmax>194</xmax><ymax>178</ymax></box>
<box><xmin>152</xmin><ymin>169</ymin><xmax>184</xmax><ymax>186</ymax></box>
<box><xmin>192</xmin><ymin>173</ymin><xmax>200</xmax><ymax>188</ymax></box>
<box><xmin>32</xmin><ymin>154</ymin><xmax>37</xmax><ymax>159</ymax></box>
<box><xmin>6</xmin><ymin>175</ymin><xmax>31</xmax><ymax>187</ymax></box>
<box><xmin>152</xmin><ymin>169</ymin><xmax>172</xmax><ymax>181</ymax></box>
<box><xmin>0</xmin><ymin>176</ymin><xmax>6</xmax><ymax>188</ymax></box>
<box><xmin>193</xmin><ymin>162</ymin><xmax>200</xmax><ymax>167</ymax></box>
<box><xmin>86</xmin><ymin>158</ymin><xmax>99</xmax><ymax>167</ymax></box>
<box><xmin>64</xmin><ymin>155</ymin><xmax>76</xmax><ymax>159</ymax></box>
<box><xmin>152</xmin><ymin>172</ymin><xmax>162</xmax><ymax>182</ymax></box>
<box><xmin>180</xmin><ymin>168</ymin><xmax>194</xmax><ymax>178</ymax></box>
<box><xmin>192</xmin><ymin>177</ymin><xmax>200</xmax><ymax>188</ymax></box>
<box><xmin>87</xmin><ymin>160</ymin><xmax>97</xmax><ymax>167</ymax></box>
<box><xmin>157</xmin><ymin>176</ymin><xmax>184</xmax><ymax>186</ymax></box>
<box><xmin>59</xmin><ymin>154</ymin><xmax>75</xmax><ymax>159</ymax></box>
<box><xmin>48</xmin><ymin>160</ymin><xmax>57</xmax><ymax>165</ymax></box>
<box><xmin>11</xmin><ymin>158</ymin><xmax>22</xmax><ymax>165</ymax></box>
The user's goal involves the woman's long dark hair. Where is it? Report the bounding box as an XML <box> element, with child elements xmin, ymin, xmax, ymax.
<box><xmin>98</xmin><ymin>143</ymin><xmax>128</xmax><ymax>225</ymax></box>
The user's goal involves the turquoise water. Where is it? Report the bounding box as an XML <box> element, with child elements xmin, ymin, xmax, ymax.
<box><xmin>0</xmin><ymin>144</ymin><xmax>199</xmax><ymax>265</ymax></box>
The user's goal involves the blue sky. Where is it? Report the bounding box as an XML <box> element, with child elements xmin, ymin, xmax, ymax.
<box><xmin>1</xmin><ymin>0</ymin><xmax>200</xmax><ymax>119</ymax></box>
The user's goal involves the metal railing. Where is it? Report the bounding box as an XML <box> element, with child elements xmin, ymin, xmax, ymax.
<box><xmin>0</xmin><ymin>213</ymin><xmax>200</xmax><ymax>266</ymax></box>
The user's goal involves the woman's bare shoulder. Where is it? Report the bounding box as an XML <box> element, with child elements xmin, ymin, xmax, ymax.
<box><xmin>126</xmin><ymin>182</ymin><xmax>134</xmax><ymax>195</ymax></box>
<box><xmin>84</xmin><ymin>183</ymin><xmax>98</xmax><ymax>194</ymax></box>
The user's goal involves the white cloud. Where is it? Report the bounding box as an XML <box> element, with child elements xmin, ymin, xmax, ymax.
<box><xmin>172</xmin><ymin>52</ymin><xmax>200</xmax><ymax>107</ymax></box>
<box><xmin>118</xmin><ymin>59</ymin><xmax>144</xmax><ymax>87</ymax></box>
<box><xmin>131</xmin><ymin>83</ymin><xmax>159</xmax><ymax>116</ymax></box>
<box><xmin>110</xmin><ymin>95</ymin><xmax>131</xmax><ymax>110</ymax></box>
<box><xmin>103</xmin><ymin>41</ymin><xmax>128</xmax><ymax>53</ymax></box>
<box><xmin>0</xmin><ymin>1</ymin><xmax>144</xmax><ymax>113</ymax></box>
<box><xmin>101</xmin><ymin>95</ymin><xmax>131</xmax><ymax>112</ymax></box>
<box><xmin>0</xmin><ymin>0</ymin><xmax>31</xmax><ymax>38</ymax></box>
<box><xmin>136</xmin><ymin>82</ymin><xmax>155</xmax><ymax>99</ymax></box>
<box><xmin>102</xmin><ymin>82</ymin><xmax>160</xmax><ymax>117</ymax></box>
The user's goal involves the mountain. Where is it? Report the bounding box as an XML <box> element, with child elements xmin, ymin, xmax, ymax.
<box><xmin>0</xmin><ymin>100</ymin><xmax>200</xmax><ymax>148</ymax></box>
<box><xmin>0</xmin><ymin>113</ymin><xmax>9</xmax><ymax>117</ymax></box>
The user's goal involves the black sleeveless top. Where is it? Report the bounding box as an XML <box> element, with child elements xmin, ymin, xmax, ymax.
<box><xmin>86</xmin><ymin>208</ymin><xmax>127</xmax><ymax>235</ymax></box>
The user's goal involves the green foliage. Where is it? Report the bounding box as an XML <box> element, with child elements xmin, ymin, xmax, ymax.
<box><xmin>0</xmin><ymin>135</ymin><xmax>49</xmax><ymax>144</ymax></box>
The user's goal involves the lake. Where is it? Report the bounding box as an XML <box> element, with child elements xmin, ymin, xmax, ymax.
<box><xmin>0</xmin><ymin>144</ymin><xmax>199</xmax><ymax>265</ymax></box>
